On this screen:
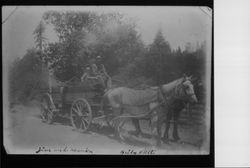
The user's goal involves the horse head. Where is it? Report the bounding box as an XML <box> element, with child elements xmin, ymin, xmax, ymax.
<box><xmin>181</xmin><ymin>75</ymin><xmax>198</xmax><ymax>103</ymax></box>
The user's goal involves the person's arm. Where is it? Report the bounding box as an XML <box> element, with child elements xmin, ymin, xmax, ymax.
<box><xmin>81</xmin><ymin>73</ymin><xmax>87</xmax><ymax>81</ymax></box>
<box><xmin>91</xmin><ymin>64</ymin><xmax>98</xmax><ymax>75</ymax></box>
<box><xmin>87</xmin><ymin>76</ymin><xmax>98</xmax><ymax>80</ymax></box>
<box><xmin>101</xmin><ymin>64</ymin><xmax>109</xmax><ymax>76</ymax></box>
<box><xmin>82</xmin><ymin>72</ymin><xmax>98</xmax><ymax>81</ymax></box>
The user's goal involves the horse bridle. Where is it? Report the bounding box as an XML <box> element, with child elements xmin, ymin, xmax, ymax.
<box><xmin>159</xmin><ymin>81</ymin><xmax>195</xmax><ymax>102</ymax></box>
<box><xmin>176</xmin><ymin>82</ymin><xmax>196</xmax><ymax>101</ymax></box>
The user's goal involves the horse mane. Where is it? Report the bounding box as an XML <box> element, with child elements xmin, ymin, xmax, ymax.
<box><xmin>162</xmin><ymin>77</ymin><xmax>184</xmax><ymax>94</ymax></box>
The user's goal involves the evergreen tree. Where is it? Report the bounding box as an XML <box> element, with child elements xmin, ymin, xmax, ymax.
<box><xmin>145</xmin><ymin>29</ymin><xmax>172</xmax><ymax>84</ymax></box>
<box><xmin>33</xmin><ymin>20</ymin><xmax>49</xmax><ymax>89</ymax></box>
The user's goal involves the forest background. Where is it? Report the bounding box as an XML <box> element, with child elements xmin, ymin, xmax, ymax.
<box><xmin>8</xmin><ymin>11</ymin><xmax>208</xmax><ymax>105</ymax></box>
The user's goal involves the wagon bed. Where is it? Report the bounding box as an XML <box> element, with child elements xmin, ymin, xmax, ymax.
<box><xmin>40</xmin><ymin>76</ymin><xmax>109</xmax><ymax>132</ymax></box>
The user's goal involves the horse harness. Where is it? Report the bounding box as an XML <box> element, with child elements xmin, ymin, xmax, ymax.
<box><xmin>110</xmin><ymin>86</ymin><xmax>169</xmax><ymax>121</ymax></box>
<box><xmin>174</xmin><ymin>82</ymin><xmax>196</xmax><ymax>101</ymax></box>
<box><xmin>158</xmin><ymin>82</ymin><xmax>188</xmax><ymax>113</ymax></box>
<box><xmin>111</xmin><ymin>81</ymin><xmax>192</xmax><ymax>121</ymax></box>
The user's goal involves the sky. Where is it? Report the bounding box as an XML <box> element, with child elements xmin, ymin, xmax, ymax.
<box><xmin>2</xmin><ymin>6</ymin><xmax>212</xmax><ymax>63</ymax></box>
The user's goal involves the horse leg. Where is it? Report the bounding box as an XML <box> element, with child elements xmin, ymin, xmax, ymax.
<box><xmin>162</xmin><ymin>111</ymin><xmax>172</xmax><ymax>143</ymax></box>
<box><xmin>173</xmin><ymin>110</ymin><xmax>180</xmax><ymax>141</ymax></box>
<box><xmin>112</xmin><ymin>117</ymin><xmax>123</xmax><ymax>142</ymax></box>
<box><xmin>113</xmin><ymin>107</ymin><xmax>127</xmax><ymax>143</ymax></box>
<box><xmin>132</xmin><ymin>119</ymin><xmax>142</xmax><ymax>137</ymax></box>
<box><xmin>110</xmin><ymin>107</ymin><xmax>121</xmax><ymax>134</ymax></box>
<box><xmin>117</xmin><ymin>118</ymin><xmax>126</xmax><ymax>142</ymax></box>
<box><xmin>156</xmin><ymin>117</ymin><xmax>164</xmax><ymax>147</ymax></box>
<box><xmin>156</xmin><ymin>111</ymin><xmax>165</xmax><ymax>146</ymax></box>
<box><xmin>150</xmin><ymin>111</ymin><xmax>162</xmax><ymax>147</ymax></box>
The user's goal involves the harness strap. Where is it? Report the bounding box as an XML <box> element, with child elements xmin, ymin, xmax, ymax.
<box><xmin>110</xmin><ymin>101</ymin><xmax>164</xmax><ymax>122</ymax></box>
<box><xmin>174</xmin><ymin>83</ymin><xmax>181</xmax><ymax>98</ymax></box>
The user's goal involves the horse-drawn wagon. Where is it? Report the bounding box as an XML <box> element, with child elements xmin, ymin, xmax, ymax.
<box><xmin>40</xmin><ymin>74</ymin><xmax>198</xmax><ymax>146</ymax></box>
<box><xmin>40</xmin><ymin>76</ymin><xmax>112</xmax><ymax>132</ymax></box>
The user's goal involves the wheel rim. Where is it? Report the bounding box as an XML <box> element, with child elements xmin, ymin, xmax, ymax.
<box><xmin>71</xmin><ymin>99</ymin><xmax>92</xmax><ymax>132</ymax></box>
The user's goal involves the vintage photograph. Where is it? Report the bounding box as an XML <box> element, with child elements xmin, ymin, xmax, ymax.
<box><xmin>3</xmin><ymin>6</ymin><xmax>212</xmax><ymax>154</ymax></box>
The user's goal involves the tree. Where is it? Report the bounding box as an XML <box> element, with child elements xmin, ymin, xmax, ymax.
<box><xmin>142</xmin><ymin>29</ymin><xmax>173</xmax><ymax>84</ymax></box>
<box><xmin>33</xmin><ymin>20</ymin><xmax>47</xmax><ymax>52</ymax></box>
<box><xmin>42</xmin><ymin>11</ymin><xmax>101</xmax><ymax>80</ymax></box>
<box><xmin>42</xmin><ymin>11</ymin><xmax>144</xmax><ymax>80</ymax></box>
<box><xmin>9</xmin><ymin>48</ymin><xmax>43</xmax><ymax>103</ymax></box>
<box><xmin>33</xmin><ymin>20</ymin><xmax>51</xmax><ymax>91</ymax></box>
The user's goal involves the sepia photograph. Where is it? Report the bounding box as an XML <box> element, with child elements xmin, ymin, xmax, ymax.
<box><xmin>3</xmin><ymin>6</ymin><xmax>212</xmax><ymax>155</ymax></box>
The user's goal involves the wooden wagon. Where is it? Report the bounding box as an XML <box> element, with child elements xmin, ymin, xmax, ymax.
<box><xmin>40</xmin><ymin>76</ymin><xmax>112</xmax><ymax>132</ymax></box>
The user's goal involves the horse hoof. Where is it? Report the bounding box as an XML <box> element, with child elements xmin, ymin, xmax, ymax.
<box><xmin>156</xmin><ymin>142</ymin><xmax>161</xmax><ymax>148</ymax></box>
<box><xmin>173</xmin><ymin>137</ymin><xmax>180</xmax><ymax>142</ymax></box>
<box><xmin>162</xmin><ymin>138</ymin><xmax>169</xmax><ymax>144</ymax></box>
<box><xmin>135</xmin><ymin>133</ymin><xmax>142</xmax><ymax>138</ymax></box>
<box><xmin>161</xmin><ymin>136</ymin><xmax>169</xmax><ymax>143</ymax></box>
<box><xmin>131</xmin><ymin>131</ymin><xmax>141</xmax><ymax>137</ymax></box>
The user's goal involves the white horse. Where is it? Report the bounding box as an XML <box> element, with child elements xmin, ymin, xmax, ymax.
<box><xmin>101</xmin><ymin>75</ymin><xmax>198</xmax><ymax>146</ymax></box>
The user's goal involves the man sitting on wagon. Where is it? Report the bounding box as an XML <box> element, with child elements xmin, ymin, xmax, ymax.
<box><xmin>81</xmin><ymin>66</ymin><xmax>105</xmax><ymax>91</ymax></box>
<box><xmin>81</xmin><ymin>56</ymin><xmax>112</xmax><ymax>92</ymax></box>
<box><xmin>95</xmin><ymin>55</ymin><xmax>112</xmax><ymax>90</ymax></box>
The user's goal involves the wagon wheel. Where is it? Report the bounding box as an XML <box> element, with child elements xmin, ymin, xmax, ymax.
<box><xmin>40</xmin><ymin>94</ymin><xmax>54</xmax><ymax>124</ymax></box>
<box><xmin>70</xmin><ymin>98</ymin><xmax>92</xmax><ymax>132</ymax></box>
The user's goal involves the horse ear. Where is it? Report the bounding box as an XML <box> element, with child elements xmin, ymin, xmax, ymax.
<box><xmin>183</xmin><ymin>73</ymin><xmax>187</xmax><ymax>79</ymax></box>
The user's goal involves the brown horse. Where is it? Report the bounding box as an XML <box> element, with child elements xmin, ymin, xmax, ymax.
<box><xmin>162</xmin><ymin>76</ymin><xmax>198</xmax><ymax>142</ymax></box>
<box><xmin>101</xmin><ymin>75</ymin><xmax>198</xmax><ymax>146</ymax></box>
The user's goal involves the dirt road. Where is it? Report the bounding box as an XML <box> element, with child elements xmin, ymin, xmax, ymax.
<box><xmin>4</xmin><ymin>103</ymin><xmax>208</xmax><ymax>155</ymax></box>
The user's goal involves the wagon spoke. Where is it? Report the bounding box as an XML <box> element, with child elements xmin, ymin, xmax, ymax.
<box><xmin>82</xmin><ymin>114</ymin><xmax>88</xmax><ymax>118</ymax></box>
<box><xmin>79</xmin><ymin>122</ymin><xmax>83</xmax><ymax>130</ymax></box>
<box><xmin>76</xmin><ymin>103</ymin><xmax>80</xmax><ymax>112</ymax></box>
<box><xmin>82</xmin><ymin>117</ymin><xmax>88</xmax><ymax>123</ymax></box>
<box><xmin>71</xmin><ymin>98</ymin><xmax>92</xmax><ymax>132</ymax></box>
<box><xmin>80</xmin><ymin>119</ymin><xmax>86</xmax><ymax>130</ymax></box>
<box><xmin>74</xmin><ymin>104</ymin><xmax>79</xmax><ymax>113</ymax></box>
<box><xmin>78</xmin><ymin>102</ymin><xmax>83</xmax><ymax>111</ymax></box>
<box><xmin>72</xmin><ymin>107</ymin><xmax>79</xmax><ymax>115</ymax></box>
<box><xmin>77</xmin><ymin>102</ymin><xmax>83</xmax><ymax>111</ymax></box>
<box><xmin>82</xmin><ymin>118</ymin><xmax>89</xmax><ymax>128</ymax></box>
<box><xmin>77</xmin><ymin>117</ymin><xmax>82</xmax><ymax>128</ymax></box>
<box><xmin>82</xmin><ymin>113</ymin><xmax>90</xmax><ymax>119</ymax></box>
